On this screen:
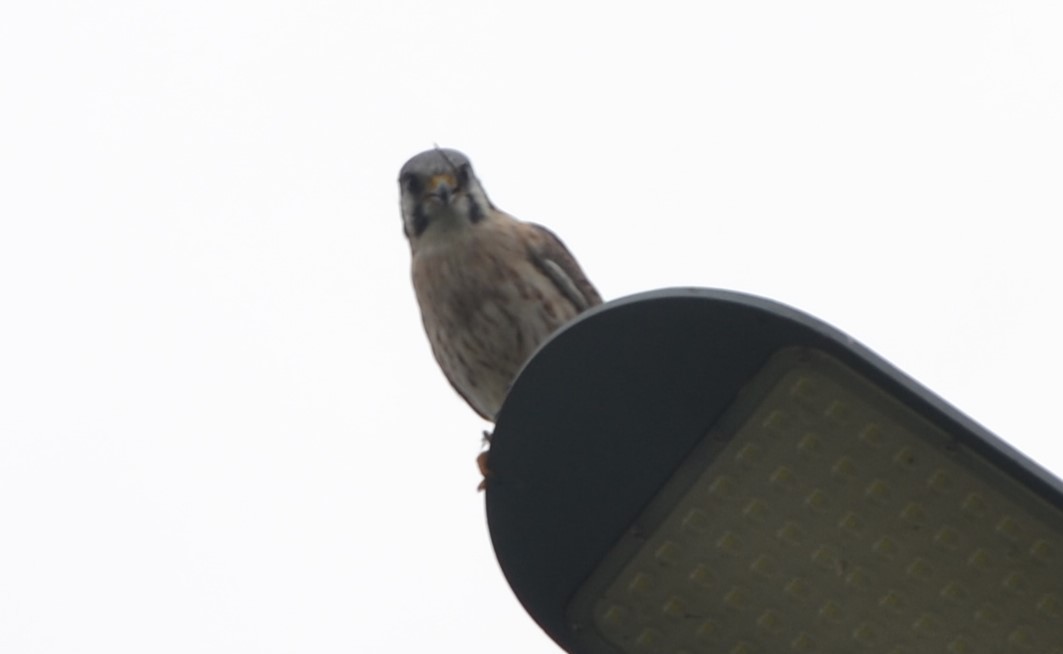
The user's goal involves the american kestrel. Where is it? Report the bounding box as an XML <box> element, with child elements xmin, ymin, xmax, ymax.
<box><xmin>399</xmin><ymin>147</ymin><xmax>602</xmax><ymax>430</ymax></box>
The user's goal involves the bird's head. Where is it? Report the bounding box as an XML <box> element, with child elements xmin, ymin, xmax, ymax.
<box><xmin>398</xmin><ymin>148</ymin><xmax>494</xmax><ymax>242</ymax></box>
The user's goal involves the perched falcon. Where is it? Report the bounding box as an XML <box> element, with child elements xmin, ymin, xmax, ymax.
<box><xmin>399</xmin><ymin>147</ymin><xmax>602</xmax><ymax>428</ymax></box>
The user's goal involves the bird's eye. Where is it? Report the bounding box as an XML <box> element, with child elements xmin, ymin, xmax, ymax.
<box><xmin>401</xmin><ymin>173</ymin><xmax>423</xmax><ymax>195</ymax></box>
<box><xmin>457</xmin><ymin>164</ymin><xmax>472</xmax><ymax>187</ymax></box>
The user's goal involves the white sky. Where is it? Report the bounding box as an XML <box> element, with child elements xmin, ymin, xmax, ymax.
<box><xmin>2</xmin><ymin>1</ymin><xmax>1061</xmax><ymax>652</ymax></box>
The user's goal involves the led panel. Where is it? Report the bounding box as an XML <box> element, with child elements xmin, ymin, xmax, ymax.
<box><xmin>567</xmin><ymin>348</ymin><xmax>1063</xmax><ymax>654</ymax></box>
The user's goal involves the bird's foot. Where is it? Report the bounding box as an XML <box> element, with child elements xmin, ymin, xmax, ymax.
<box><xmin>477</xmin><ymin>449</ymin><xmax>491</xmax><ymax>492</ymax></box>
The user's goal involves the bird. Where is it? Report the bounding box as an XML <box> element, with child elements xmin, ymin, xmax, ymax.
<box><xmin>398</xmin><ymin>147</ymin><xmax>602</xmax><ymax>481</ymax></box>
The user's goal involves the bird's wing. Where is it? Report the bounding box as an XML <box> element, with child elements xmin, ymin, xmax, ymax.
<box><xmin>526</xmin><ymin>223</ymin><xmax>603</xmax><ymax>312</ymax></box>
<box><xmin>443</xmin><ymin>375</ymin><xmax>495</xmax><ymax>422</ymax></box>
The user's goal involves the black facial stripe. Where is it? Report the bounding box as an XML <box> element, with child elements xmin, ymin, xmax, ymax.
<box><xmin>468</xmin><ymin>200</ymin><xmax>485</xmax><ymax>224</ymax></box>
<box><xmin>411</xmin><ymin>205</ymin><xmax>430</xmax><ymax>236</ymax></box>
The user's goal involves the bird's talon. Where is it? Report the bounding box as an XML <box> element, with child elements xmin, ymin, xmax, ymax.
<box><xmin>477</xmin><ymin>450</ymin><xmax>491</xmax><ymax>491</ymax></box>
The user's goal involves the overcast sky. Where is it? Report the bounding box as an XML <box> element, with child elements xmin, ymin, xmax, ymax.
<box><xmin>2</xmin><ymin>1</ymin><xmax>1061</xmax><ymax>652</ymax></box>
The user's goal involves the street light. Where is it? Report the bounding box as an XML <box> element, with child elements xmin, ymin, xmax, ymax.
<box><xmin>486</xmin><ymin>288</ymin><xmax>1063</xmax><ymax>654</ymax></box>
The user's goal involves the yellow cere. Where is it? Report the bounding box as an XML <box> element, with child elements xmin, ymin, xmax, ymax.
<box><xmin>428</xmin><ymin>173</ymin><xmax>457</xmax><ymax>193</ymax></box>
<box><xmin>568</xmin><ymin>350</ymin><xmax>1063</xmax><ymax>654</ymax></box>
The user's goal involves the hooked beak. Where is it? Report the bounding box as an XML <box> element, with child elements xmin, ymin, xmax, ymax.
<box><xmin>426</xmin><ymin>173</ymin><xmax>457</xmax><ymax>204</ymax></box>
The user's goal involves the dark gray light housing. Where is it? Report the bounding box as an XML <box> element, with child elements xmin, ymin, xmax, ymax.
<box><xmin>486</xmin><ymin>288</ymin><xmax>1063</xmax><ymax>654</ymax></box>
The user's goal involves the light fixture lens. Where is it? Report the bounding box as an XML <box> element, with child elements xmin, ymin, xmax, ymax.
<box><xmin>568</xmin><ymin>349</ymin><xmax>1063</xmax><ymax>654</ymax></box>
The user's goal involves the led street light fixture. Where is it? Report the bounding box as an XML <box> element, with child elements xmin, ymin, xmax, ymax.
<box><xmin>485</xmin><ymin>289</ymin><xmax>1063</xmax><ymax>654</ymax></box>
